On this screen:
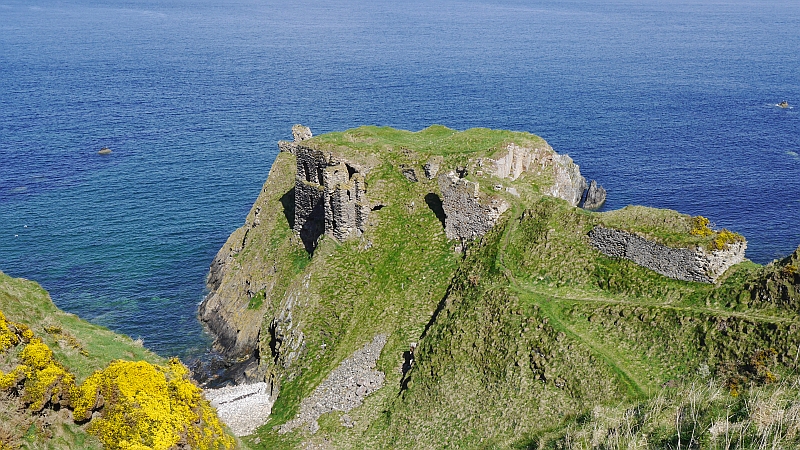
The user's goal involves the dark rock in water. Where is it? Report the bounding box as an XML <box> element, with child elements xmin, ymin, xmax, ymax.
<box><xmin>582</xmin><ymin>180</ymin><xmax>606</xmax><ymax>209</ymax></box>
<box><xmin>779</xmin><ymin>101</ymin><xmax>790</xmax><ymax>108</ymax></box>
<box><xmin>98</xmin><ymin>147</ymin><xmax>112</xmax><ymax>155</ymax></box>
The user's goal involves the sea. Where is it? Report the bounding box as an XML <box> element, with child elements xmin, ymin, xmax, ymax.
<box><xmin>1</xmin><ymin>0</ymin><xmax>798</xmax><ymax>359</ymax></box>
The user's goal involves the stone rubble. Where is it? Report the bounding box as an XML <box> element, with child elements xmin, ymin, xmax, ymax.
<box><xmin>279</xmin><ymin>334</ymin><xmax>388</xmax><ymax>435</ymax></box>
<box><xmin>204</xmin><ymin>382</ymin><xmax>274</xmax><ymax>436</ymax></box>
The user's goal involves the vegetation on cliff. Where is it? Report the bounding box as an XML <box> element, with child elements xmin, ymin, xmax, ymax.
<box><xmin>199</xmin><ymin>125</ymin><xmax>800</xmax><ymax>449</ymax></box>
<box><xmin>0</xmin><ymin>272</ymin><xmax>235</xmax><ymax>450</ymax></box>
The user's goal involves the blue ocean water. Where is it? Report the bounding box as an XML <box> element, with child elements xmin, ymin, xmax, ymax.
<box><xmin>1</xmin><ymin>0</ymin><xmax>798</xmax><ymax>358</ymax></box>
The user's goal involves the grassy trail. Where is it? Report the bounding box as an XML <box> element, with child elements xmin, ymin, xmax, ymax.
<box><xmin>515</xmin><ymin>280</ymin><xmax>793</xmax><ymax>324</ymax></box>
<box><xmin>495</xmin><ymin>208</ymin><xmax>649</xmax><ymax>398</ymax></box>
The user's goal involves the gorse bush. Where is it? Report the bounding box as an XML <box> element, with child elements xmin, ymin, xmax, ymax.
<box><xmin>690</xmin><ymin>215</ymin><xmax>714</xmax><ymax>237</ymax></box>
<box><xmin>690</xmin><ymin>216</ymin><xmax>745</xmax><ymax>250</ymax></box>
<box><xmin>73</xmin><ymin>359</ymin><xmax>234</xmax><ymax>450</ymax></box>
<box><xmin>710</xmin><ymin>229</ymin><xmax>745</xmax><ymax>251</ymax></box>
<box><xmin>18</xmin><ymin>337</ymin><xmax>77</xmax><ymax>411</ymax></box>
<box><xmin>0</xmin><ymin>308</ymin><xmax>234</xmax><ymax>450</ymax></box>
<box><xmin>0</xmin><ymin>311</ymin><xmax>20</xmax><ymax>352</ymax></box>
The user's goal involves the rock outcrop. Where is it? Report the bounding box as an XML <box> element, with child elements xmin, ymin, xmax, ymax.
<box><xmin>582</xmin><ymin>180</ymin><xmax>606</xmax><ymax>209</ymax></box>
<box><xmin>278</xmin><ymin>124</ymin><xmax>313</xmax><ymax>154</ymax></box>
<box><xmin>438</xmin><ymin>171</ymin><xmax>510</xmax><ymax>242</ymax></box>
<box><xmin>292</xmin><ymin>124</ymin><xmax>313</xmax><ymax>142</ymax></box>
<box><xmin>547</xmin><ymin>153</ymin><xmax>588</xmax><ymax>206</ymax></box>
<box><xmin>483</xmin><ymin>143</ymin><xmax>605</xmax><ymax>208</ymax></box>
<box><xmin>588</xmin><ymin>226</ymin><xmax>747</xmax><ymax>283</ymax></box>
<box><xmin>424</xmin><ymin>156</ymin><xmax>443</xmax><ymax>179</ymax></box>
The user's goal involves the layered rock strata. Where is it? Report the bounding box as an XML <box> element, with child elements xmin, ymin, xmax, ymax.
<box><xmin>588</xmin><ymin>226</ymin><xmax>747</xmax><ymax>283</ymax></box>
<box><xmin>483</xmin><ymin>142</ymin><xmax>605</xmax><ymax>208</ymax></box>
<box><xmin>438</xmin><ymin>171</ymin><xmax>511</xmax><ymax>241</ymax></box>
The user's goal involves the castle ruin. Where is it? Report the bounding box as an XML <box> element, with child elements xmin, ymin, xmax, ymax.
<box><xmin>279</xmin><ymin>126</ymin><xmax>369</xmax><ymax>251</ymax></box>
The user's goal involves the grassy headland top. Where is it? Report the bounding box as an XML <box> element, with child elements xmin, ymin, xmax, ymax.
<box><xmin>302</xmin><ymin>124</ymin><xmax>548</xmax><ymax>159</ymax></box>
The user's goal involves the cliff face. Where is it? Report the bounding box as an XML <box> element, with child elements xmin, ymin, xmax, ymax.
<box><xmin>198</xmin><ymin>150</ymin><xmax>302</xmax><ymax>385</ymax></box>
<box><xmin>482</xmin><ymin>142</ymin><xmax>606</xmax><ymax>208</ymax></box>
<box><xmin>197</xmin><ymin>125</ymin><xmax>799</xmax><ymax>449</ymax></box>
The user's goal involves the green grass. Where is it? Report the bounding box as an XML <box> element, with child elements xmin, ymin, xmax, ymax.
<box><xmin>597</xmin><ymin>204</ymin><xmax>742</xmax><ymax>250</ymax></box>
<box><xmin>524</xmin><ymin>370</ymin><xmax>800</xmax><ymax>449</ymax></box>
<box><xmin>306</xmin><ymin>125</ymin><xmax>548</xmax><ymax>159</ymax></box>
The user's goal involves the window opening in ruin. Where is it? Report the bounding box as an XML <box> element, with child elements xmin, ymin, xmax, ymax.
<box><xmin>317</xmin><ymin>167</ymin><xmax>325</xmax><ymax>186</ymax></box>
<box><xmin>347</xmin><ymin>190</ymin><xmax>351</xmax><ymax>201</ymax></box>
<box><xmin>345</xmin><ymin>163</ymin><xmax>357</xmax><ymax>179</ymax></box>
<box><xmin>329</xmin><ymin>197</ymin><xmax>337</xmax><ymax>230</ymax></box>
<box><xmin>303</xmin><ymin>161</ymin><xmax>313</xmax><ymax>183</ymax></box>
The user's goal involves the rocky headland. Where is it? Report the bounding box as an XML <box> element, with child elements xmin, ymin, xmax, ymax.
<box><xmin>196</xmin><ymin>125</ymin><xmax>800</xmax><ymax>449</ymax></box>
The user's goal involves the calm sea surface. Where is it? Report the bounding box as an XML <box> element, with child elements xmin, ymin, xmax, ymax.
<box><xmin>1</xmin><ymin>0</ymin><xmax>798</xmax><ymax>358</ymax></box>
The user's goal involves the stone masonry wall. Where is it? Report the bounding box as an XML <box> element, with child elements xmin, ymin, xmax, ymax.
<box><xmin>438</xmin><ymin>171</ymin><xmax>510</xmax><ymax>241</ymax></box>
<box><xmin>588</xmin><ymin>226</ymin><xmax>747</xmax><ymax>283</ymax></box>
<box><xmin>293</xmin><ymin>145</ymin><xmax>369</xmax><ymax>246</ymax></box>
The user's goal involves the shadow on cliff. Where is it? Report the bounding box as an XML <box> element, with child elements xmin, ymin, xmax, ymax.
<box><xmin>282</xmin><ymin>187</ymin><xmax>325</xmax><ymax>254</ymax></box>
<box><xmin>425</xmin><ymin>193</ymin><xmax>447</xmax><ymax>230</ymax></box>
<box><xmin>399</xmin><ymin>285</ymin><xmax>452</xmax><ymax>393</ymax></box>
<box><xmin>280</xmin><ymin>188</ymin><xmax>295</xmax><ymax>229</ymax></box>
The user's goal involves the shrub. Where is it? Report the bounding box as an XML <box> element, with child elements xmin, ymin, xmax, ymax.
<box><xmin>710</xmin><ymin>229</ymin><xmax>745</xmax><ymax>251</ymax></box>
<box><xmin>19</xmin><ymin>338</ymin><xmax>76</xmax><ymax>410</ymax></box>
<box><xmin>0</xmin><ymin>311</ymin><xmax>20</xmax><ymax>352</ymax></box>
<box><xmin>690</xmin><ymin>216</ymin><xmax>714</xmax><ymax>237</ymax></box>
<box><xmin>1</xmin><ymin>309</ymin><xmax>235</xmax><ymax>449</ymax></box>
<box><xmin>73</xmin><ymin>359</ymin><xmax>234</xmax><ymax>450</ymax></box>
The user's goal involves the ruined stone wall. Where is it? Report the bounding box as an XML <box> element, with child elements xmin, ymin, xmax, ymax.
<box><xmin>293</xmin><ymin>147</ymin><xmax>328</xmax><ymax>246</ymax></box>
<box><xmin>438</xmin><ymin>171</ymin><xmax>510</xmax><ymax>241</ymax></box>
<box><xmin>278</xmin><ymin>124</ymin><xmax>313</xmax><ymax>155</ymax></box>
<box><xmin>588</xmin><ymin>226</ymin><xmax>747</xmax><ymax>283</ymax></box>
<box><xmin>293</xmin><ymin>145</ymin><xmax>369</xmax><ymax>245</ymax></box>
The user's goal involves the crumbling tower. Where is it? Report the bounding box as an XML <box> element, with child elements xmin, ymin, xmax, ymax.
<box><xmin>279</xmin><ymin>125</ymin><xmax>369</xmax><ymax>250</ymax></box>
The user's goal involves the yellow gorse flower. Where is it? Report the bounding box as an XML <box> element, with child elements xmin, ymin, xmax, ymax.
<box><xmin>0</xmin><ymin>309</ymin><xmax>235</xmax><ymax>450</ymax></box>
